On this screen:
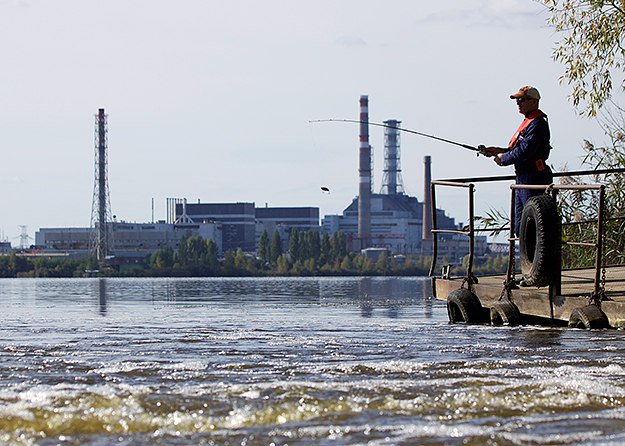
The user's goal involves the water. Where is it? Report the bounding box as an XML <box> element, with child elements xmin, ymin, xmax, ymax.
<box><xmin>2</xmin><ymin>277</ymin><xmax>625</xmax><ymax>445</ymax></box>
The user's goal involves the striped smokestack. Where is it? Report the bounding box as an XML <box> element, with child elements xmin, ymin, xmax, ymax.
<box><xmin>422</xmin><ymin>155</ymin><xmax>432</xmax><ymax>241</ymax></box>
<box><xmin>358</xmin><ymin>95</ymin><xmax>371</xmax><ymax>249</ymax></box>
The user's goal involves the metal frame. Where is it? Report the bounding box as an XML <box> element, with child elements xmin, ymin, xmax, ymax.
<box><xmin>429</xmin><ymin>168</ymin><xmax>613</xmax><ymax>302</ymax></box>
<box><xmin>428</xmin><ymin>180</ymin><xmax>475</xmax><ymax>286</ymax></box>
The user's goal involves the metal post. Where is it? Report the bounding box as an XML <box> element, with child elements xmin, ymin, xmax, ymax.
<box><xmin>467</xmin><ymin>184</ymin><xmax>475</xmax><ymax>283</ymax></box>
<box><xmin>506</xmin><ymin>187</ymin><xmax>516</xmax><ymax>284</ymax></box>
<box><xmin>553</xmin><ymin>189</ymin><xmax>562</xmax><ymax>295</ymax></box>
<box><xmin>594</xmin><ymin>185</ymin><xmax>605</xmax><ymax>301</ymax></box>
<box><xmin>428</xmin><ymin>182</ymin><xmax>438</xmax><ymax>277</ymax></box>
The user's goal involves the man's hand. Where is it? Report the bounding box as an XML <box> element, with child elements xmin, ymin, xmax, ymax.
<box><xmin>478</xmin><ymin>145</ymin><xmax>506</xmax><ymax>157</ymax></box>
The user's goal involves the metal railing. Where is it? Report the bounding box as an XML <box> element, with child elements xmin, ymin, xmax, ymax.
<box><xmin>429</xmin><ymin>168</ymin><xmax>625</xmax><ymax>300</ymax></box>
<box><xmin>428</xmin><ymin>180</ymin><xmax>476</xmax><ymax>285</ymax></box>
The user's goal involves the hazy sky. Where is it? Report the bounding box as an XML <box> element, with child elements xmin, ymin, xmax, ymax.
<box><xmin>0</xmin><ymin>0</ymin><xmax>609</xmax><ymax>244</ymax></box>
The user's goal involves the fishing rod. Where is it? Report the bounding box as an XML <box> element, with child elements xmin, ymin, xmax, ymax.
<box><xmin>309</xmin><ymin>118</ymin><xmax>487</xmax><ymax>155</ymax></box>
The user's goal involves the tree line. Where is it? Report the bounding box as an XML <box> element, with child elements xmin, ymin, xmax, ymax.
<box><xmin>0</xmin><ymin>230</ymin><xmax>443</xmax><ymax>278</ymax></box>
<box><xmin>148</xmin><ymin>229</ymin><xmax>431</xmax><ymax>277</ymax></box>
<box><xmin>0</xmin><ymin>228</ymin><xmax>511</xmax><ymax>278</ymax></box>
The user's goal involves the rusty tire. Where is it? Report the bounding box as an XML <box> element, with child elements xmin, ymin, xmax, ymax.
<box><xmin>519</xmin><ymin>195</ymin><xmax>560</xmax><ymax>287</ymax></box>
<box><xmin>568</xmin><ymin>305</ymin><xmax>610</xmax><ymax>329</ymax></box>
<box><xmin>447</xmin><ymin>288</ymin><xmax>485</xmax><ymax>324</ymax></box>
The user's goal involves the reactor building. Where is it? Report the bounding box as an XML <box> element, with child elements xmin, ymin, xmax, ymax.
<box><xmin>321</xmin><ymin>95</ymin><xmax>486</xmax><ymax>260</ymax></box>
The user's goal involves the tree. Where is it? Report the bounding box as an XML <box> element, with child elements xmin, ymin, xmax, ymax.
<box><xmin>543</xmin><ymin>0</ymin><xmax>625</xmax><ymax>116</ymax></box>
<box><xmin>223</xmin><ymin>250</ymin><xmax>235</xmax><ymax>274</ymax></box>
<box><xmin>320</xmin><ymin>232</ymin><xmax>331</xmax><ymax>265</ymax></box>
<box><xmin>206</xmin><ymin>239</ymin><xmax>219</xmax><ymax>273</ymax></box>
<box><xmin>276</xmin><ymin>255</ymin><xmax>289</xmax><ymax>275</ymax></box>
<box><xmin>177</xmin><ymin>235</ymin><xmax>188</xmax><ymax>265</ymax></box>
<box><xmin>234</xmin><ymin>248</ymin><xmax>248</xmax><ymax>274</ymax></box>
<box><xmin>330</xmin><ymin>231</ymin><xmax>348</xmax><ymax>263</ymax></box>
<box><xmin>270</xmin><ymin>231</ymin><xmax>282</xmax><ymax>264</ymax></box>
<box><xmin>185</xmin><ymin>235</ymin><xmax>208</xmax><ymax>265</ymax></box>
<box><xmin>150</xmin><ymin>246</ymin><xmax>174</xmax><ymax>270</ymax></box>
<box><xmin>258</xmin><ymin>229</ymin><xmax>269</xmax><ymax>263</ymax></box>
<box><xmin>308</xmin><ymin>230</ymin><xmax>321</xmax><ymax>262</ymax></box>
<box><xmin>340</xmin><ymin>254</ymin><xmax>353</xmax><ymax>272</ymax></box>
<box><xmin>558</xmin><ymin>119</ymin><xmax>625</xmax><ymax>267</ymax></box>
<box><xmin>298</xmin><ymin>230</ymin><xmax>309</xmax><ymax>261</ymax></box>
<box><xmin>375</xmin><ymin>252</ymin><xmax>390</xmax><ymax>275</ymax></box>
<box><xmin>289</xmin><ymin>229</ymin><xmax>300</xmax><ymax>261</ymax></box>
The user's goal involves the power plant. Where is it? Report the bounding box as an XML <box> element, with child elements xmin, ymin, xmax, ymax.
<box><xmin>32</xmin><ymin>97</ymin><xmax>486</xmax><ymax>263</ymax></box>
<box><xmin>321</xmin><ymin>95</ymin><xmax>483</xmax><ymax>259</ymax></box>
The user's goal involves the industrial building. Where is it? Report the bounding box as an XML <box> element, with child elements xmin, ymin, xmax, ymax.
<box><xmin>0</xmin><ymin>242</ymin><xmax>11</xmax><ymax>255</ymax></box>
<box><xmin>35</xmin><ymin>220</ymin><xmax>222</xmax><ymax>259</ymax></box>
<box><xmin>321</xmin><ymin>96</ymin><xmax>487</xmax><ymax>261</ymax></box>
<box><xmin>169</xmin><ymin>200</ymin><xmax>320</xmax><ymax>254</ymax></box>
<box><xmin>170</xmin><ymin>201</ymin><xmax>257</xmax><ymax>253</ymax></box>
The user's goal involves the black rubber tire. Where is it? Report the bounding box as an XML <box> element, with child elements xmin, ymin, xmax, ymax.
<box><xmin>519</xmin><ymin>195</ymin><xmax>560</xmax><ymax>287</ymax></box>
<box><xmin>447</xmin><ymin>288</ymin><xmax>485</xmax><ymax>324</ymax></box>
<box><xmin>568</xmin><ymin>305</ymin><xmax>610</xmax><ymax>329</ymax></box>
<box><xmin>490</xmin><ymin>301</ymin><xmax>522</xmax><ymax>326</ymax></box>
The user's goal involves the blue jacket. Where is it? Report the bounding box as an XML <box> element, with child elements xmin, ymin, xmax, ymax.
<box><xmin>500</xmin><ymin>112</ymin><xmax>553</xmax><ymax>182</ymax></box>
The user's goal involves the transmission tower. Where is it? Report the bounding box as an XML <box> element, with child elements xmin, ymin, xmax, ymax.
<box><xmin>90</xmin><ymin>108</ymin><xmax>113</xmax><ymax>261</ymax></box>
<box><xmin>18</xmin><ymin>225</ymin><xmax>32</xmax><ymax>250</ymax></box>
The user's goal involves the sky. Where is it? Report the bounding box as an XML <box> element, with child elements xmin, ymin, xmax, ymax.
<box><xmin>0</xmin><ymin>0</ymin><xmax>611</xmax><ymax>245</ymax></box>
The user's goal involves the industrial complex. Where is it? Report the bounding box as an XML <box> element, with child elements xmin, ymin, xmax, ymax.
<box><xmin>32</xmin><ymin>97</ymin><xmax>487</xmax><ymax>263</ymax></box>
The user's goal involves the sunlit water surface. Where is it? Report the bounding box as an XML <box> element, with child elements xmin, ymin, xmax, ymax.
<box><xmin>2</xmin><ymin>277</ymin><xmax>625</xmax><ymax>445</ymax></box>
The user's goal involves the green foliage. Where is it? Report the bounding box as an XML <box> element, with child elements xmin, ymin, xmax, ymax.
<box><xmin>320</xmin><ymin>232</ymin><xmax>331</xmax><ymax>265</ymax></box>
<box><xmin>276</xmin><ymin>255</ymin><xmax>289</xmax><ymax>274</ymax></box>
<box><xmin>289</xmin><ymin>230</ymin><xmax>300</xmax><ymax>261</ymax></box>
<box><xmin>258</xmin><ymin>229</ymin><xmax>269</xmax><ymax>263</ymax></box>
<box><xmin>543</xmin><ymin>0</ymin><xmax>625</xmax><ymax>116</ymax></box>
<box><xmin>475</xmin><ymin>208</ymin><xmax>510</xmax><ymax>237</ymax></box>
<box><xmin>270</xmin><ymin>231</ymin><xmax>282</xmax><ymax>264</ymax></box>
<box><xmin>150</xmin><ymin>246</ymin><xmax>174</xmax><ymax>270</ymax></box>
<box><xmin>375</xmin><ymin>252</ymin><xmax>390</xmax><ymax>274</ymax></box>
<box><xmin>0</xmin><ymin>248</ymin><xmax>508</xmax><ymax>278</ymax></box>
<box><xmin>206</xmin><ymin>239</ymin><xmax>219</xmax><ymax>272</ymax></box>
<box><xmin>558</xmin><ymin>118</ymin><xmax>625</xmax><ymax>267</ymax></box>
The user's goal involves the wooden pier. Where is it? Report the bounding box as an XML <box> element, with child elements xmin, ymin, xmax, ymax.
<box><xmin>433</xmin><ymin>266</ymin><xmax>625</xmax><ymax>328</ymax></box>
<box><xmin>428</xmin><ymin>168</ymin><xmax>625</xmax><ymax>329</ymax></box>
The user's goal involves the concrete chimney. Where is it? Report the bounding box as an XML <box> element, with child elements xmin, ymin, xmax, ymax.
<box><xmin>358</xmin><ymin>95</ymin><xmax>371</xmax><ymax>249</ymax></box>
<box><xmin>422</xmin><ymin>155</ymin><xmax>432</xmax><ymax>241</ymax></box>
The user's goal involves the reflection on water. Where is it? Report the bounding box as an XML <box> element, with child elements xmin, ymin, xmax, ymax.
<box><xmin>1</xmin><ymin>277</ymin><xmax>625</xmax><ymax>445</ymax></box>
<box><xmin>98</xmin><ymin>278</ymin><xmax>107</xmax><ymax>316</ymax></box>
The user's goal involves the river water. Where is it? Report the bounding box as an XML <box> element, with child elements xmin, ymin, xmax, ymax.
<box><xmin>1</xmin><ymin>277</ymin><xmax>625</xmax><ymax>445</ymax></box>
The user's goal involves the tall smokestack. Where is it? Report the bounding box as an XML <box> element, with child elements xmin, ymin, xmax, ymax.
<box><xmin>358</xmin><ymin>95</ymin><xmax>371</xmax><ymax>249</ymax></box>
<box><xmin>381</xmin><ymin>119</ymin><xmax>404</xmax><ymax>195</ymax></box>
<box><xmin>422</xmin><ymin>155</ymin><xmax>432</xmax><ymax>241</ymax></box>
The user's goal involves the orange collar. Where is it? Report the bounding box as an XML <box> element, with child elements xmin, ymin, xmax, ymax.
<box><xmin>508</xmin><ymin>109</ymin><xmax>544</xmax><ymax>148</ymax></box>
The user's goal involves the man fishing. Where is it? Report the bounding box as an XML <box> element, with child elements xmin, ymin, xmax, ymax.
<box><xmin>480</xmin><ymin>85</ymin><xmax>553</xmax><ymax>235</ymax></box>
